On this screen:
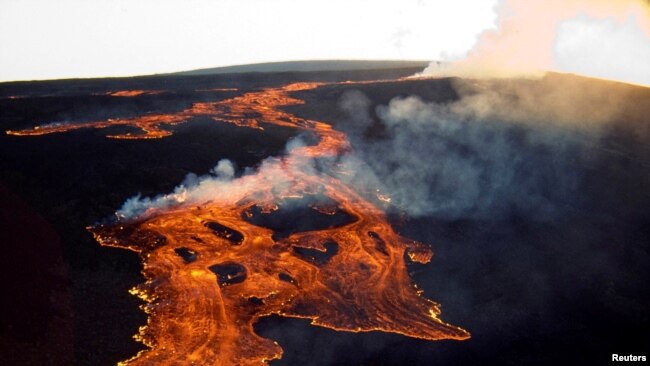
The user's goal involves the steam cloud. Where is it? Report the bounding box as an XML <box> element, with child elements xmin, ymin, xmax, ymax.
<box><xmin>115</xmin><ymin>142</ymin><xmax>316</xmax><ymax>220</ymax></box>
<box><xmin>393</xmin><ymin>0</ymin><xmax>650</xmax><ymax>219</ymax></box>
<box><xmin>117</xmin><ymin>158</ymin><xmax>238</xmax><ymax>219</ymax></box>
<box><xmin>420</xmin><ymin>0</ymin><xmax>650</xmax><ymax>86</ymax></box>
<box><xmin>336</xmin><ymin>85</ymin><xmax>591</xmax><ymax>220</ymax></box>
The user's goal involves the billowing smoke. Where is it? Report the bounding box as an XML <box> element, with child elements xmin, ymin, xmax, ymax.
<box><xmin>115</xmin><ymin>136</ymin><xmax>318</xmax><ymax>221</ymax></box>
<box><xmin>334</xmin><ymin>87</ymin><xmax>580</xmax><ymax>219</ymax></box>
<box><xmin>420</xmin><ymin>0</ymin><xmax>650</xmax><ymax>86</ymax></box>
<box><xmin>397</xmin><ymin>0</ymin><xmax>650</xmax><ymax>219</ymax></box>
<box><xmin>117</xmin><ymin>158</ymin><xmax>238</xmax><ymax>219</ymax></box>
<box><xmin>554</xmin><ymin>14</ymin><xmax>650</xmax><ymax>84</ymax></box>
<box><xmin>209</xmin><ymin>159</ymin><xmax>235</xmax><ymax>178</ymax></box>
<box><xmin>334</xmin><ymin>71</ymin><xmax>647</xmax><ymax>221</ymax></box>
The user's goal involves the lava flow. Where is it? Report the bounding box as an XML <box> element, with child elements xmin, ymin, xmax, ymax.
<box><xmin>104</xmin><ymin>90</ymin><xmax>166</xmax><ymax>97</ymax></box>
<box><xmin>5</xmin><ymin>88</ymin><xmax>240</xmax><ymax>139</ymax></box>
<box><xmin>12</xmin><ymin>82</ymin><xmax>470</xmax><ymax>364</ymax></box>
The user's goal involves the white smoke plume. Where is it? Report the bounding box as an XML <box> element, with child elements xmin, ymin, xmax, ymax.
<box><xmin>420</xmin><ymin>0</ymin><xmax>650</xmax><ymax>86</ymax></box>
<box><xmin>554</xmin><ymin>14</ymin><xmax>650</xmax><ymax>85</ymax></box>
<box><xmin>336</xmin><ymin>91</ymin><xmax>583</xmax><ymax>220</ymax></box>
<box><xmin>334</xmin><ymin>69</ymin><xmax>650</xmax><ymax>221</ymax></box>
<box><xmin>117</xmin><ymin>158</ymin><xmax>238</xmax><ymax>219</ymax></box>
<box><xmin>114</xmin><ymin>134</ymin><xmax>321</xmax><ymax>221</ymax></box>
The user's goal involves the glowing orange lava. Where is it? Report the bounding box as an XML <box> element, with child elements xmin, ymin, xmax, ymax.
<box><xmin>105</xmin><ymin>90</ymin><xmax>165</xmax><ymax>97</ymax></box>
<box><xmin>10</xmin><ymin>82</ymin><xmax>469</xmax><ymax>364</ymax></box>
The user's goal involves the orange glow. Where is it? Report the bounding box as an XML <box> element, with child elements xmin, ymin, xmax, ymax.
<box><xmin>105</xmin><ymin>90</ymin><xmax>165</xmax><ymax>97</ymax></box>
<box><xmin>11</xmin><ymin>81</ymin><xmax>469</xmax><ymax>364</ymax></box>
<box><xmin>6</xmin><ymin>114</ymin><xmax>185</xmax><ymax>139</ymax></box>
<box><xmin>5</xmin><ymin>86</ymin><xmax>313</xmax><ymax>139</ymax></box>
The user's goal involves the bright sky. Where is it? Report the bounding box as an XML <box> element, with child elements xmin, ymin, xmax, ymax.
<box><xmin>0</xmin><ymin>0</ymin><xmax>499</xmax><ymax>82</ymax></box>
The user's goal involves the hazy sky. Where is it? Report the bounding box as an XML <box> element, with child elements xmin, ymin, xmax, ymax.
<box><xmin>0</xmin><ymin>0</ymin><xmax>500</xmax><ymax>82</ymax></box>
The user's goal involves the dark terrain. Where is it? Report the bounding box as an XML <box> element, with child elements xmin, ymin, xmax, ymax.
<box><xmin>1</xmin><ymin>65</ymin><xmax>649</xmax><ymax>365</ymax></box>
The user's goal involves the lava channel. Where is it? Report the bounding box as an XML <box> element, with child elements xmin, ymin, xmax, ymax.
<box><xmin>12</xmin><ymin>82</ymin><xmax>470</xmax><ymax>365</ymax></box>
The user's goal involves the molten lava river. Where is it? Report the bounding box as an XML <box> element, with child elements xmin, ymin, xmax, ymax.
<box><xmin>7</xmin><ymin>81</ymin><xmax>469</xmax><ymax>365</ymax></box>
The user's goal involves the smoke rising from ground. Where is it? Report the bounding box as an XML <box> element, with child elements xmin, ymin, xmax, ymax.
<box><xmin>117</xmin><ymin>158</ymin><xmax>238</xmax><ymax>219</ymax></box>
<box><xmin>115</xmin><ymin>136</ymin><xmax>318</xmax><ymax>220</ymax></box>
<box><xmin>421</xmin><ymin>0</ymin><xmax>650</xmax><ymax>86</ymax></box>
<box><xmin>336</xmin><ymin>85</ymin><xmax>589</xmax><ymax>220</ymax></box>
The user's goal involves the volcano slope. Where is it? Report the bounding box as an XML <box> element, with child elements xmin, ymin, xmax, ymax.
<box><xmin>1</xmin><ymin>67</ymin><xmax>649</xmax><ymax>365</ymax></box>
